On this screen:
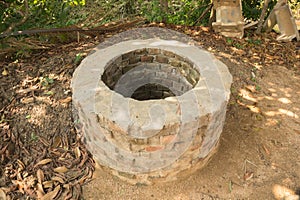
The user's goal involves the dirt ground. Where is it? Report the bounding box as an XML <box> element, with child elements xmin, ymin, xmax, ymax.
<box><xmin>0</xmin><ymin>24</ymin><xmax>299</xmax><ymax>199</ymax></box>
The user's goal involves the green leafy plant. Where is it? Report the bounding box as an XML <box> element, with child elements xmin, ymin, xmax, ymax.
<box><xmin>233</xmin><ymin>42</ymin><xmax>244</xmax><ymax>49</ymax></box>
<box><xmin>30</xmin><ymin>132</ymin><xmax>38</xmax><ymax>141</ymax></box>
<box><xmin>226</xmin><ymin>38</ymin><xmax>234</xmax><ymax>45</ymax></box>
<box><xmin>246</xmin><ymin>38</ymin><xmax>262</xmax><ymax>45</ymax></box>
<box><xmin>138</xmin><ymin>0</ymin><xmax>211</xmax><ymax>25</ymax></box>
<box><xmin>1</xmin><ymin>0</ymin><xmax>86</xmax><ymax>34</ymax></box>
<box><xmin>40</xmin><ymin>76</ymin><xmax>54</xmax><ymax>87</ymax></box>
<box><xmin>74</xmin><ymin>53</ymin><xmax>83</xmax><ymax>65</ymax></box>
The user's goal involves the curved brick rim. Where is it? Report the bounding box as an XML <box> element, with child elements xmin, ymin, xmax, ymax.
<box><xmin>71</xmin><ymin>28</ymin><xmax>232</xmax><ymax>185</ymax></box>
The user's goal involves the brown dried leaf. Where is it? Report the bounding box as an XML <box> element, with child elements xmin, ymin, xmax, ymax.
<box><xmin>263</xmin><ymin>145</ymin><xmax>270</xmax><ymax>155</ymax></box>
<box><xmin>36</xmin><ymin>183</ymin><xmax>45</xmax><ymax>198</ymax></box>
<box><xmin>53</xmin><ymin>166</ymin><xmax>68</xmax><ymax>173</ymax></box>
<box><xmin>52</xmin><ymin>136</ymin><xmax>61</xmax><ymax>148</ymax></box>
<box><xmin>245</xmin><ymin>85</ymin><xmax>256</xmax><ymax>93</ymax></box>
<box><xmin>16</xmin><ymin>159</ymin><xmax>25</xmax><ymax>170</ymax></box>
<box><xmin>244</xmin><ymin>171</ymin><xmax>254</xmax><ymax>181</ymax></box>
<box><xmin>42</xmin><ymin>181</ymin><xmax>53</xmax><ymax>189</ymax></box>
<box><xmin>246</xmin><ymin>105</ymin><xmax>261</xmax><ymax>113</ymax></box>
<box><xmin>40</xmin><ymin>185</ymin><xmax>60</xmax><ymax>200</ymax></box>
<box><xmin>11</xmin><ymin>180</ymin><xmax>25</xmax><ymax>194</ymax></box>
<box><xmin>72</xmin><ymin>184</ymin><xmax>81</xmax><ymax>200</ymax></box>
<box><xmin>78</xmin><ymin>167</ymin><xmax>93</xmax><ymax>185</ymax></box>
<box><xmin>2</xmin><ymin>69</ymin><xmax>8</xmax><ymax>76</ymax></box>
<box><xmin>39</xmin><ymin>137</ymin><xmax>50</xmax><ymax>147</ymax></box>
<box><xmin>79</xmin><ymin>151</ymin><xmax>89</xmax><ymax>168</ymax></box>
<box><xmin>51</xmin><ymin>176</ymin><xmax>65</xmax><ymax>184</ymax></box>
<box><xmin>61</xmin><ymin>184</ymin><xmax>72</xmax><ymax>200</ymax></box>
<box><xmin>37</xmin><ymin>169</ymin><xmax>44</xmax><ymax>184</ymax></box>
<box><xmin>34</xmin><ymin>159</ymin><xmax>52</xmax><ymax>168</ymax></box>
<box><xmin>0</xmin><ymin>188</ymin><xmax>7</xmax><ymax>200</ymax></box>
<box><xmin>23</xmin><ymin>171</ymin><xmax>29</xmax><ymax>178</ymax></box>
<box><xmin>74</xmin><ymin>147</ymin><xmax>81</xmax><ymax>158</ymax></box>
<box><xmin>59</xmin><ymin>96</ymin><xmax>72</xmax><ymax>104</ymax></box>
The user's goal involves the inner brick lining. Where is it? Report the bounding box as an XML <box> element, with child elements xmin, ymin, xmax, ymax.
<box><xmin>101</xmin><ymin>48</ymin><xmax>200</xmax><ymax>101</ymax></box>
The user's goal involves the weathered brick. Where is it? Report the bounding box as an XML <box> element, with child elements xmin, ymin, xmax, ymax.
<box><xmin>160</xmin><ymin>135</ymin><xmax>176</xmax><ymax>145</ymax></box>
<box><xmin>72</xmin><ymin>33</ymin><xmax>232</xmax><ymax>185</ymax></box>
<box><xmin>141</xmin><ymin>55</ymin><xmax>154</xmax><ymax>62</ymax></box>
<box><xmin>122</xmin><ymin>51</ymin><xmax>134</xmax><ymax>60</ymax></box>
<box><xmin>162</xmin><ymin>50</ymin><xmax>176</xmax><ymax>58</ymax></box>
<box><xmin>145</xmin><ymin>145</ymin><xmax>164</xmax><ymax>152</ymax></box>
<box><xmin>129</xmin><ymin>56</ymin><xmax>141</xmax><ymax>64</ymax></box>
<box><xmin>147</xmin><ymin>48</ymin><xmax>160</xmax><ymax>54</ymax></box>
<box><xmin>134</xmin><ymin>48</ymin><xmax>147</xmax><ymax>55</ymax></box>
<box><xmin>170</xmin><ymin>59</ymin><xmax>181</xmax><ymax>68</ymax></box>
<box><xmin>155</xmin><ymin>55</ymin><xmax>169</xmax><ymax>64</ymax></box>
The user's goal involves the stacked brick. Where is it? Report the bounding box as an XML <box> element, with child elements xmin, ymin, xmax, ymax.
<box><xmin>71</xmin><ymin>28</ymin><xmax>232</xmax><ymax>185</ymax></box>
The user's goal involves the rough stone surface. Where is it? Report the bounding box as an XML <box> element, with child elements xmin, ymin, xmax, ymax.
<box><xmin>212</xmin><ymin>0</ymin><xmax>244</xmax><ymax>38</ymax></box>
<box><xmin>71</xmin><ymin>28</ymin><xmax>232</xmax><ymax>185</ymax></box>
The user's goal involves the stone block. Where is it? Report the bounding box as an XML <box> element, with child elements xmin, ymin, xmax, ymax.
<box><xmin>275</xmin><ymin>4</ymin><xmax>300</xmax><ymax>41</ymax></box>
<box><xmin>212</xmin><ymin>0</ymin><xmax>244</xmax><ymax>38</ymax></box>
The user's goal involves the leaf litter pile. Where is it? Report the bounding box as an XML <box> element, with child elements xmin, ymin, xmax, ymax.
<box><xmin>0</xmin><ymin>21</ymin><xmax>299</xmax><ymax>199</ymax></box>
<box><xmin>0</xmin><ymin>39</ymin><xmax>97</xmax><ymax>199</ymax></box>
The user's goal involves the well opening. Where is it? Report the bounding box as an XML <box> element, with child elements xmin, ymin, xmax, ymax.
<box><xmin>101</xmin><ymin>48</ymin><xmax>200</xmax><ymax>101</ymax></box>
<box><xmin>131</xmin><ymin>83</ymin><xmax>175</xmax><ymax>101</ymax></box>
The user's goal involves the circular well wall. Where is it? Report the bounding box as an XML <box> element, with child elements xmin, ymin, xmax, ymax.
<box><xmin>101</xmin><ymin>48</ymin><xmax>200</xmax><ymax>100</ymax></box>
<box><xmin>72</xmin><ymin>30</ymin><xmax>233</xmax><ymax>185</ymax></box>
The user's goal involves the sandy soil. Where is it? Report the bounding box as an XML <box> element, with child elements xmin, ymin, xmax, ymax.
<box><xmin>82</xmin><ymin>53</ymin><xmax>300</xmax><ymax>200</ymax></box>
<box><xmin>0</xmin><ymin>24</ymin><xmax>299</xmax><ymax>200</ymax></box>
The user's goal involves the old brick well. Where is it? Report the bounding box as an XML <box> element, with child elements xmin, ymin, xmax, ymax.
<box><xmin>71</xmin><ymin>28</ymin><xmax>232</xmax><ymax>185</ymax></box>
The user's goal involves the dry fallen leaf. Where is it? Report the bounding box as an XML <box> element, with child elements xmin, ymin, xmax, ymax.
<box><xmin>0</xmin><ymin>188</ymin><xmax>7</xmax><ymax>200</ymax></box>
<box><xmin>39</xmin><ymin>137</ymin><xmax>50</xmax><ymax>147</ymax></box>
<box><xmin>245</xmin><ymin>85</ymin><xmax>256</xmax><ymax>93</ymax></box>
<box><xmin>16</xmin><ymin>159</ymin><xmax>25</xmax><ymax>171</ymax></box>
<box><xmin>37</xmin><ymin>169</ymin><xmax>44</xmax><ymax>184</ymax></box>
<box><xmin>34</xmin><ymin>159</ymin><xmax>52</xmax><ymax>168</ymax></box>
<box><xmin>53</xmin><ymin>166</ymin><xmax>68</xmax><ymax>173</ymax></box>
<box><xmin>2</xmin><ymin>69</ymin><xmax>8</xmax><ymax>76</ymax></box>
<box><xmin>74</xmin><ymin>147</ymin><xmax>81</xmax><ymax>158</ymax></box>
<box><xmin>51</xmin><ymin>176</ymin><xmax>65</xmax><ymax>184</ymax></box>
<box><xmin>42</xmin><ymin>181</ymin><xmax>53</xmax><ymax>189</ymax></box>
<box><xmin>246</xmin><ymin>105</ymin><xmax>261</xmax><ymax>113</ymax></box>
<box><xmin>11</xmin><ymin>180</ymin><xmax>25</xmax><ymax>194</ymax></box>
<box><xmin>263</xmin><ymin>145</ymin><xmax>270</xmax><ymax>155</ymax></box>
<box><xmin>244</xmin><ymin>171</ymin><xmax>254</xmax><ymax>181</ymax></box>
<box><xmin>40</xmin><ymin>185</ymin><xmax>60</xmax><ymax>200</ymax></box>
<box><xmin>52</xmin><ymin>136</ymin><xmax>62</xmax><ymax>148</ymax></box>
<box><xmin>59</xmin><ymin>96</ymin><xmax>72</xmax><ymax>104</ymax></box>
<box><xmin>36</xmin><ymin>183</ymin><xmax>45</xmax><ymax>198</ymax></box>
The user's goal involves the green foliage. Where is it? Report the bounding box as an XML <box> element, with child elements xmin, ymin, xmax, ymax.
<box><xmin>139</xmin><ymin>0</ymin><xmax>211</xmax><ymax>25</ymax></box>
<box><xmin>30</xmin><ymin>0</ymin><xmax>86</xmax><ymax>27</ymax></box>
<box><xmin>242</xmin><ymin>0</ymin><xmax>263</xmax><ymax>20</ymax></box>
<box><xmin>40</xmin><ymin>76</ymin><xmax>54</xmax><ymax>87</ymax></box>
<box><xmin>0</xmin><ymin>0</ymin><xmax>86</xmax><ymax>33</ymax></box>
<box><xmin>1</xmin><ymin>0</ymin><xmax>299</xmax><ymax>35</ymax></box>
<box><xmin>139</xmin><ymin>0</ymin><xmax>165</xmax><ymax>23</ymax></box>
<box><xmin>246</xmin><ymin>38</ymin><xmax>262</xmax><ymax>45</ymax></box>
<box><xmin>242</xmin><ymin>0</ymin><xmax>299</xmax><ymax>21</ymax></box>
